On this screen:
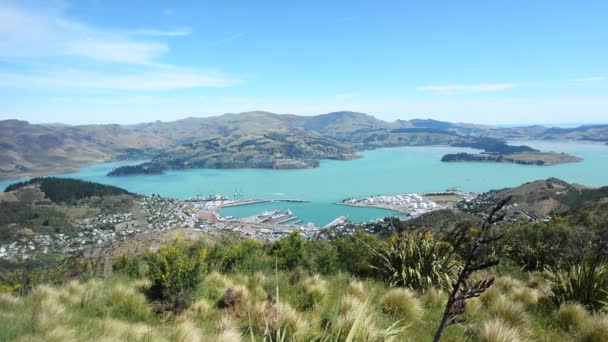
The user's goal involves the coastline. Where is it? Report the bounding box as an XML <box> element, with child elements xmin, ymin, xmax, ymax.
<box><xmin>1</xmin><ymin>138</ymin><xmax>604</xmax><ymax>182</ymax></box>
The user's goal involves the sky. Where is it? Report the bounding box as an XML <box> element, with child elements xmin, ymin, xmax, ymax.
<box><xmin>0</xmin><ymin>0</ymin><xmax>607</xmax><ymax>125</ymax></box>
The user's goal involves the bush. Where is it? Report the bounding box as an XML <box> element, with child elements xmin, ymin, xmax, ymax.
<box><xmin>210</xmin><ymin>238</ymin><xmax>273</xmax><ymax>274</ymax></box>
<box><xmin>271</xmin><ymin>231</ymin><xmax>311</xmax><ymax>270</ymax></box>
<box><xmin>146</xmin><ymin>241</ymin><xmax>207</xmax><ymax>313</ymax></box>
<box><xmin>112</xmin><ymin>256</ymin><xmax>147</xmax><ymax>278</ymax></box>
<box><xmin>372</xmin><ymin>230</ymin><xmax>462</xmax><ymax>291</ymax></box>
<box><xmin>547</xmin><ymin>262</ymin><xmax>608</xmax><ymax>312</ymax></box>
<box><xmin>309</xmin><ymin>240</ymin><xmax>340</xmax><ymax>275</ymax></box>
<box><xmin>334</xmin><ymin>231</ymin><xmax>380</xmax><ymax>278</ymax></box>
<box><xmin>502</xmin><ymin>222</ymin><xmax>575</xmax><ymax>271</ymax></box>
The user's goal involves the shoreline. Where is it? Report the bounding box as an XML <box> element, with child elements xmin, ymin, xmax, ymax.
<box><xmin>2</xmin><ymin>138</ymin><xmax>605</xmax><ymax>182</ymax></box>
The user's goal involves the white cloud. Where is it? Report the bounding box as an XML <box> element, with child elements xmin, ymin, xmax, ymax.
<box><xmin>573</xmin><ymin>76</ymin><xmax>607</xmax><ymax>83</ymax></box>
<box><xmin>417</xmin><ymin>83</ymin><xmax>520</xmax><ymax>95</ymax></box>
<box><xmin>0</xmin><ymin>66</ymin><xmax>240</xmax><ymax>91</ymax></box>
<box><xmin>0</xmin><ymin>1</ymin><xmax>241</xmax><ymax>91</ymax></box>
<box><xmin>0</xmin><ymin>2</ymin><xmax>172</xmax><ymax>64</ymax></box>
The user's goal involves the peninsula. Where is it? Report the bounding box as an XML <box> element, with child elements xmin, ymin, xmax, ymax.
<box><xmin>441</xmin><ymin>151</ymin><xmax>583</xmax><ymax>166</ymax></box>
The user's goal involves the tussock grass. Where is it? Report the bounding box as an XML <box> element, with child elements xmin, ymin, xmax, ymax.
<box><xmin>32</xmin><ymin>291</ymin><xmax>68</xmax><ymax>332</ymax></box>
<box><xmin>171</xmin><ymin>321</ymin><xmax>205</xmax><ymax>342</ymax></box>
<box><xmin>346</xmin><ymin>280</ymin><xmax>366</xmax><ymax>300</ymax></box>
<box><xmin>380</xmin><ymin>287</ymin><xmax>424</xmax><ymax>322</ymax></box>
<box><xmin>215</xmin><ymin>327</ymin><xmax>243</xmax><ymax>342</ymax></box>
<box><xmin>477</xmin><ymin>318</ymin><xmax>523</xmax><ymax>342</ymax></box>
<box><xmin>465</xmin><ymin>297</ymin><xmax>482</xmax><ymax>314</ymax></box>
<box><xmin>0</xmin><ymin>292</ymin><xmax>19</xmax><ymax>307</ymax></box>
<box><xmin>488</xmin><ymin>296</ymin><xmax>529</xmax><ymax>330</ymax></box>
<box><xmin>494</xmin><ymin>276</ymin><xmax>524</xmax><ymax>293</ymax></box>
<box><xmin>189</xmin><ymin>298</ymin><xmax>211</xmax><ymax>318</ymax></box>
<box><xmin>43</xmin><ymin>325</ymin><xmax>77</xmax><ymax>342</ymax></box>
<box><xmin>0</xmin><ymin>269</ymin><xmax>578</xmax><ymax>341</ymax></box>
<box><xmin>555</xmin><ymin>302</ymin><xmax>590</xmax><ymax>332</ymax></box>
<box><xmin>575</xmin><ymin>314</ymin><xmax>608</xmax><ymax>342</ymax></box>
<box><xmin>512</xmin><ymin>286</ymin><xmax>540</xmax><ymax>305</ymax></box>
<box><xmin>99</xmin><ymin>318</ymin><xmax>154</xmax><ymax>340</ymax></box>
<box><xmin>334</xmin><ymin>297</ymin><xmax>380</xmax><ymax>340</ymax></box>
<box><xmin>422</xmin><ymin>287</ymin><xmax>446</xmax><ymax>307</ymax></box>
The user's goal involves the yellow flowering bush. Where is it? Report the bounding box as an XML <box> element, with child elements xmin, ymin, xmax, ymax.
<box><xmin>147</xmin><ymin>241</ymin><xmax>207</xmax><ymax>313</ymax></box>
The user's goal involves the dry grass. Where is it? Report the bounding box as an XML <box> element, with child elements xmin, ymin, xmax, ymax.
<box><xmin>0</xmin><ymin>292</ymin><xmax>19</xmax><ymax>307</ymax></box>
<box><xmin>215</xmin><ymin>327</ymin><xmax>243</xmax><ymax>342</ymax></box>
<box><xmin>480</xmin><ymin>286</ymin><xmax>502</xmax><ymax>308</ymax></box>
<box><xmin>380</xmin><ymin>288</ymin><xmax>424</xmax><ymax>322</ymax></box>
<box><xmin>99</xmin><ymin>318</ymin><xmax>154</xmax><ymax>340</ymax></box>
<box><xmin>189</xmin><ymin>299</ymin><xmax>211</xmax><ymax>318</ymax></box>
<box><xmin>346</xmin><ymin>280</ymin><xmax>366</xmax><ymax>300</ymax></box>
<box><xmin>555</xmin><ymin>303</ymin><xmax>590</xmax><ymax>332</ymax></box>
<box><xmin>422</xmin><ymin>287</ymin><xmax>446</xmax><ymax>307</ymax></box>
<box><xmin>477</xmin><ymin>318</ymin><xmax>523</xmax><ymax>342</ymax></box>
<box><xmin>512</xmin><ymin>286</ymin><xmax>540</xmax><ymax>305</ymax></box>
<box><xmin>43</xmin><ymin>325</ymin><xmax>77</xmax><ymax>342</ymax></box>
<box><xmin>575</xmin><ymin>314</ymin><xmax>608</xmax><ymax>342</ymax></box>
<box><xmin>329</xmin><ymin>295</ymin><xmax>383</xmax><ymax>340</ymax></box>
<box><xmin>31</xmin><ymin>288</ymin><xmax>68</xmax><ymax>333</ymax></box>
<box><xmin>488</xmin><ymin>296</ymin><xmax>529</xmax><ymax>330</ymax></box>
<box><xmin>171</xmin><ymin>321</ymin><xmax>204</xmax><ymax>342</ymax></box>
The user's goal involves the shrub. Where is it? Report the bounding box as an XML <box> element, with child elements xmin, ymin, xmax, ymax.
<box><xmin>380</xmin><ymin>288</ymin><xmax>423</xmax><ymax>322</ymax></box>
<box><xmin>271</xmin><ymin>231</ymin><xmax>310</xmax><ymax>270</ymax></box>
<box><xmin>212</xmin><ymin>238</ymin><xmax>273</xmax><ymax>274</ymax></box>
<box><xmin>309</xmin><ymin>240</ymin><xmax>340</xmax><ymax>275</ymax></box>
<box><xmin>372</xmin><ymin>230</ymin><xmax>462</xmax><ymax>291</ymax></box>
<box><xmin>147</xmin><ymin>241</ymin><xmax>207</xmax><ymax>313</ymax></box>
<box><xmin>503</xmin><ymin>222</ymin><xmax>575</xmax><ymax>271</ymax></box>
<box><xmin>112</xmin><ymin>255</ymin><xmax>147</xmax><ymax>278</ymax></box>
<box><xmin>477</xmin><ymin>318</ymin><xmax>522</xmax><ymax>342</ymax></box>
<box><xmin>547</xmin><ymin>262</ymin><xmax>608</xmax><ymax>312</ymax></box>
<box><xmin>334</xmin><ymin>231</ymin><xmax>380</xmax><ymax>278</ymax></box>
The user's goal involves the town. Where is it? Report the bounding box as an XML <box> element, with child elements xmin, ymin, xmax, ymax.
<box><xmin>341</xmin><ymin>190</ymin><xmax>478</xmax><ymax>217</ymax></box>
<box><xmin>1</xmin><ymin>190</ymin><xmax>479</xmax><ymax>261</ymax></box>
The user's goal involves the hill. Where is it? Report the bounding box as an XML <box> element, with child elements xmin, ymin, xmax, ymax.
<box><xmin>2</xmin><ymin>112</ymin><xmax>606</xmax><ymax>179</ymax></box>
<box><xmin>460</xmin><ymin>178</ymin><xmax>608</xmax><ymax>218</ymax></box>
<box><xmin>0</xmin><ymin>120</ymin><xmax>169</xmax><ymax>180</ymax></box>
<box><xmin>0</xmin><ymin>178</ymin><xmax>135</xmax><ymax>246</ymax></box>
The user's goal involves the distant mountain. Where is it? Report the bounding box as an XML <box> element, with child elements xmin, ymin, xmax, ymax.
<box><xmin>0</xmin><ymin>120</ymin><xmax>169</xmax><ymax>179</ymax></box>
<box><xmin>2</xmin><ymin>112</ymin><xmax>607</xmax><ymax>179</ymax></box>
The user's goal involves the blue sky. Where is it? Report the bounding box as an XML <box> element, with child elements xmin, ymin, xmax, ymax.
<box><xmin>0</xmin><ymin>0</ymin><xmax>607</xmax><ymax>125</ymax></box>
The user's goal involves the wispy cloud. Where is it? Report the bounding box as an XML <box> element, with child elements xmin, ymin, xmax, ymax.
<box><xmin>132</xmin><ymin>28</ymin><xmax>192</xmax><ymax>37</ymax></box>
<box><xmin>417</xmin><ymin>83</ymin><xmax>520</xmax><ymax>95</ymax></box>
<box><xmin>0</xmin><ymin>2</ymin><xmax>170</xmax><ymax>64</ymax></box>
<box><xmin>0</xmin><ymin>1</ymin><xmax>242</xmax><ymax>91</ymax></box>
<box><xmin>573</xmin><ymin>76</ymin><xmax>607</xmax><ymax>83</ymax></box>
<box><xmin>0</xmin><ymin>66</ymin><xmax>240</xmax><ymax>91</ymax></box>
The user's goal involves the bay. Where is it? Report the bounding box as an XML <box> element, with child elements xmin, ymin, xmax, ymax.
<box><xmin>1</xmin><ymin>141</ymin><xmax>607</xmax><ymax>226</ymax></box>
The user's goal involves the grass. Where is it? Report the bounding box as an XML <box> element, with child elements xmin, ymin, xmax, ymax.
<box><xmin>0</xmin><ymin>272</ymin><xmax>586</xmax><ymax>341</ymax></box>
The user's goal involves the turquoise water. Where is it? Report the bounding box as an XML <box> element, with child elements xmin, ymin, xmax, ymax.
<box><xmin>1</xmin><ymin>141</ymin><xmax>607</xmax><ymax>226</ymax></box>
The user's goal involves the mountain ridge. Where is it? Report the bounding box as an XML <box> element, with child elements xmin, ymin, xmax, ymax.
<box><xmin>2</xmin><ymin>112</ymin><xmax>607</xmax><ymax>179</ymax></box>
